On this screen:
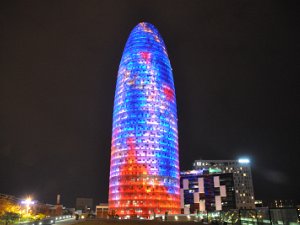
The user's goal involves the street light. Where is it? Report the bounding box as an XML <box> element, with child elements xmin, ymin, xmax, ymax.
<box><xmin>238</xmin><ymin>158</ymin><xmax>250</xmax><ymax>164</ymax></box>
<box><xmin>21</xmin><ymin>197</ymin><xmax>35</xmax><ymax>214</ymax></box>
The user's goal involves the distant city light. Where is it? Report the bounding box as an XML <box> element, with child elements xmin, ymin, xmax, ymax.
<box><xmin>238</xmin><ymin>158</ymin><xmax>250</xmax><ymax>164</ymax></box>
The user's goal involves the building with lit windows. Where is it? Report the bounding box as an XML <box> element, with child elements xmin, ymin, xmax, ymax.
<box><xmin>193</xmin><ymin>159</ymin><xmax>255</xmax><ymax>209</ymax></box>
<box><xmin>75</xmin><ymin>197</ymin><xmax>93</xmax><ymax>211</ymax></box>
<box><xmin>108</xmin><ymin>22</ymin><xmax>180</xmax><ymax>218</ymax></box>
<box><xmin>264</xmin><ymin>200</ymin><xmax>296</xmax><ymax>208</ymax></box>
<box><xmin>180</xmin><ymin>170</ymin><xmax>236</xmax><ymax>214</ymax></box>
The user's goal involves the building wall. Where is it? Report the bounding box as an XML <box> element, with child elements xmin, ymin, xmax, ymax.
<box><xmin>75</xmin><ymin>198</ymin><xmax>93</xmax><ymax>211</ymax></box>
<box><xmin>193</xmin><ymin>160</ymin><xmax>255</xmax><ymax>209</ymax></box>
<box><xmin>96</xmin><ymin>204</ymin><xmax>109</xmax><ymax>218</ymax></box>
<box><xmin>180</xmin><ymin>171</ymin><xmax>236</xmax><ymax>213</ymax></box>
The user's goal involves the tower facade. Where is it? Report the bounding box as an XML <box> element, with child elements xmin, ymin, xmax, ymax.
<box><xmin>109</xmin><ymin>22</ymin><xmax>180</xmax><ymax>218</ymax></box>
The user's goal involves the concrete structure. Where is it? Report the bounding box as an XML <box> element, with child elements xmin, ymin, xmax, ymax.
<box><xmin>180</xmin><ymin>170</ymin><xmax>236</xmax><ymax>213</ymax></box>
<box><xmin>193</xmin><ymin>159</ymin><xmax>255</xmax><ymax>209</ymax></box>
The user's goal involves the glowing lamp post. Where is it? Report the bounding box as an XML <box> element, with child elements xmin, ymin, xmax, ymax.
<box><xmin>238</xmin><ymin>158</ymin><xmax>250</xmax><ymax>164</ymax></box>
<box><xmin>21</xmin><ymin>197</ymin><xmax>35</xmax><ymax>214</ymax></box>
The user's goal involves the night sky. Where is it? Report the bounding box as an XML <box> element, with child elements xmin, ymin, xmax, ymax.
<box><xmin>0</xmin><ymin>1</ymin><xmax>298</xmax><ymax>207</ymax></box>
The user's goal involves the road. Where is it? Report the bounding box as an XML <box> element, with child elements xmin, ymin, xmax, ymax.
<box><xmin>55</xmin><ymin>217</ymin><xmax>77</xmax><ymax>225</ymax></box>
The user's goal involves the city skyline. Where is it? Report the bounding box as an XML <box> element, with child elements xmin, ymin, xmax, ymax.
<box><xmin>0</xmin><ymin>1</ymin><xmax>298</xmax><ymax>207</ymax></box>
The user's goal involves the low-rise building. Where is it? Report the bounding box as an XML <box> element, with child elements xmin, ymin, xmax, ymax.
<box><xmin>95</xmin><ymin>203</ymin><xmax>109</xmax><ymax>218</ymax></box>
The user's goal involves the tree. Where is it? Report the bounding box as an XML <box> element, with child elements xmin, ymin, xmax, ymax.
<box><xmin>0</xmin><ymin>197</ymin><xmax>21</xmax><ymax>225</ymax></box>
<box><xmin>1</xmin><ymin>212</ymin><xmax>20</xmax><ymax>225</ymax></box>
<box><xmin>0</xmin><ymin>198</ymin><xmax>21</xmax><ymax>217</ymax></box>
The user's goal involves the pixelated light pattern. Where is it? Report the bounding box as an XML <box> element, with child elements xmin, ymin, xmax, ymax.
<box><xmin>108</xmin><ymin>22</ymin><xmax>180</xmax><ymax>218</ymax></box>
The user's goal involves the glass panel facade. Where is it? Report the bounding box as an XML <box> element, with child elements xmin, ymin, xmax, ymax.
<box><xmin>108</xmin><ymin>22</ymin><xmax>180</xmax><ymax>218</ymax></box>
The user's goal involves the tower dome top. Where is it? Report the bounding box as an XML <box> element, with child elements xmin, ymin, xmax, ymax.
<box><xmin>131</xmin><ymin>22</ymin><xmax>161</xmax><ymax>37</ymax></box>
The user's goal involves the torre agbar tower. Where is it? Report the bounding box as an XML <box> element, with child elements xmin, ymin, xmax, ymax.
<box><xmin>109</xmin><ymin>22</ymin><xmax>180</xmax><ymax>218</ymax></box>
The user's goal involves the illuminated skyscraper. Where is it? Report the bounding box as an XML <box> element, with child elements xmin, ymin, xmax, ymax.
<box><xmin>108</xmin><ymin>22</ymin><xmax>180</xmax><ymax>218</ymax></box>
